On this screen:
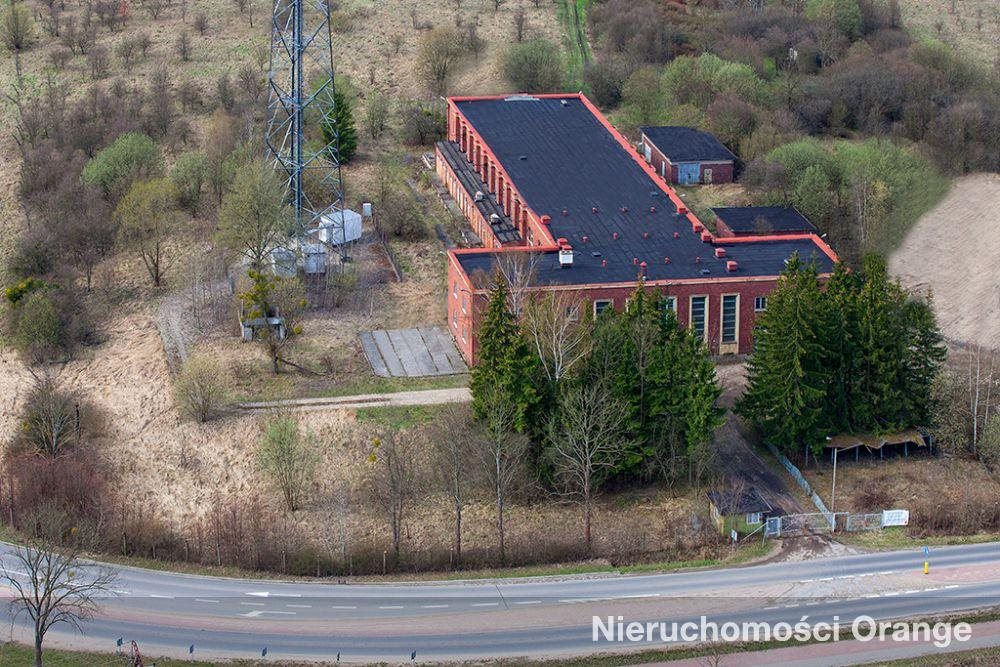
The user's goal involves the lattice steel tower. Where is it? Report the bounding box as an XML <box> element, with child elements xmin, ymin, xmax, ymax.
<box><xmin>265</xmin><ymin>0</ymin><xmax>346</xmax><ymax>258</ymax></box>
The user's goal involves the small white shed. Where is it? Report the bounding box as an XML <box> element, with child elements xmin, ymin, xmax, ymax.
<box><xmin>317</xmin><ymin>209</ymin><xmax>363</xmax><ymax>245</ymax></box>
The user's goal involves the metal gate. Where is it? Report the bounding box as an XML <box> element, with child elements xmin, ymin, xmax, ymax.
<box><xmin>766</xmin><ymin>512</ymin><xmax>835</xmax><ymax>538</ymax></box>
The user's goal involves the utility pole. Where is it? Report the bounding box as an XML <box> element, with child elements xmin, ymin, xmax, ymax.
<box><xmin>831</xmin><ymin>447</ymin><xmax>838</xmax><ymax>513</ymax></box>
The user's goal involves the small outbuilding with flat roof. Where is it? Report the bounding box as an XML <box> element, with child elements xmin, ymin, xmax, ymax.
<box><xmin>713</xmin><ymin>206</ymin><xmax>818</xmax><ymax>238</ymax></box>
<box><xmin>708</xmin><ymin>487</ymin><xmax>774</xmax><ymax>536</ymax></box>
<box><xmin>640</xmin><ymin>126</ymin><xmax>736</xmax><ymax>185</ymax></box>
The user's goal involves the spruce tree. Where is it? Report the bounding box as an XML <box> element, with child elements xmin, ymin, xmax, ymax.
<box><xmin>738</xmin><ymin>254</ymin><xmax>829</xmax><ymax>457</ymax></box>
<box><xmin>470</xmin><ymin>274</ymin><xmax>539</xmax><ymax>433</ymax></box>
<box><xmin>321</xmin><ymin>87</ymin><xmax>358</xmax><ymax>164</ymax></box>
<box><xmin>822</xmin><ymin>262</ymin><xmax>862</xmax><ymax>433</ymax></box>
<box><xmin>899</xmin><ymin>296</ymin><xmax>945</xmax><ymax>427</ymax></box>
<box><xmin>854</xmin><ymin>254</ymin><xmax>907</xmax><ymax>431</ymax></box>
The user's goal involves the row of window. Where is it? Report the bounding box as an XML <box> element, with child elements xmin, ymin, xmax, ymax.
<box><xmin>451</xmin><ymin>280</ymin><xmax>768</xmax><ymax>349</ymax></box>
<box><xmin>590</xmin><ymin>294</ymin><xmax>767</xmax><ymax>345</ymax></box>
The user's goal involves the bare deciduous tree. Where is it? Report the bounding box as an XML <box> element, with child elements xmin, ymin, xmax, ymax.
<box><xmin>513</xmin><ymin>4</ymin><xmax>525</xmax><ymax>41</ymax></box>
<box><xmin>474</xmin><ymin>384</ymin><xmax>529</xmax><ymax>562</ymax></box>
<box><xmin>418</xmin><ymin>26</ymin><xmax>463</xmax><ymax>94</ymax></box>
<box><xmin>2</xmin><ymin>508</ymin><xmax>118</xmax><ymax>667</ymax></box>
<box><xmin>1</xmin><ymin>0</ymin><xmax>34</xmax><ymax>78</ymax></box>
<box><xmin>522</xmin><ymin>292</ymin><xmax>591</xmax><ymax>385</ymax></box>
<box><xmin>368</xmin><ymin>430</ymin><xmax>419</xmax><ymax>561</ymax></box>
<box><xmin>546</xmin><ymin>380</ymin><xmax>630</xmax><ymax>551</ymax></box>
<box><xmin>257</xmin><ymin>415</ymin><xmax>319</xmax><ymax>512</ymax></box>
<box><xmin>427</xmin><ymin>405</ymin><xmax>476</xmax><ymax>564</ymax></box>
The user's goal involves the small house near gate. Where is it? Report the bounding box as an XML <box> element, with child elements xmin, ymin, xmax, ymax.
<box><xmin>708</xmin><ymin>487</ymin><xmax>774</xmax><ymax>536</ymax></box>
<box><xmin>640</xmin><ymin>126</ymin><xmax>736</xmax><ymax>185</ymax></box>
<box><xmin>713</xmin><ymin>206</ymin><xmax>818</xmax><ymax>238</ymax></box>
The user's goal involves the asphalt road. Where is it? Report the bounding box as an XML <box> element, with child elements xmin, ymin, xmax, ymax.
<box><xmin>2</xmin><ymin>541</ymin><xmax>999</xmax><ymax>663</ymax></box>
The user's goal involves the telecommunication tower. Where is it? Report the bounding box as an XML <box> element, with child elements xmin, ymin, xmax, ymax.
<box><xmin>265</xmin><ymin>0</ymin><xmax>348</xmax><ymax>260</ymax></box>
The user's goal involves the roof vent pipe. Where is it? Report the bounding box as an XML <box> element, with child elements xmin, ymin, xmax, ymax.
<box><xmin>715</xmin><ymin>248</ymin><xmax>726</xmax><ymax>258</ymax></box>
<box><xmin>727</xmin><ymin>260</ymin><xmax>739</xmax><ymax>272</ymax></box>
<box><xmin>540</xmin><ymin>214</ymin><xmax>551</xmax><ymax>225</ymax></box>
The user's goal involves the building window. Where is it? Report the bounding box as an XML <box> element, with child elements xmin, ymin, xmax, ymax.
<box><xmin>593</xmin><ymin>299</ymin><xmax>613</xmax><ymax>317</ymax></box>
<box><xmin>461</xmin><ymin>327</ymin><xmax>467</xmax><ymax>342</ymax></box>
<box><xmin>690</xmin><ymin>295</ymin><xmax>707</xmax><ymax>341</ymax></box>
<box><xmin>452</xmin><ymin>282</ymin><xmax>458</xmax><ymax>298</ymax></box>
<box><xmin>452</xmin><ymin>311</ymin><xmax>458</xmax><ymax>329</ymax></box>
<box><xmin>754</xmin><ymin>296</ymin><xmax>767</xmax><ymax>312</ymax></box>
<box><xmin>462</xmin><ymin>295</ymin><xmax>468</xmax><ymax>314</ymax></box>
<box><xmin>721</xmin><ymin>294</ymin><xmax>738</xmax><ymax>345</ymax></box>
<box><xmin>746</xmin><ymin>512</ymin><xmax>762</xmax><ymax>526</ymax></box>
<box><xmin>566</xmin><ymin>305</ymin><xmax>580</xmax><ymax>321</ymax></box>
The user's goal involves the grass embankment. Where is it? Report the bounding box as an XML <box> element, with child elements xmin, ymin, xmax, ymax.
<box><xmin>557</xmin><ymin>0</ymin><xmax>594</xmax><ymax>90</ymax></box>
<box><xmin>837</xmin><ymin>527</ymin><xmax>1000</xmax><ymax>551</ymax></box>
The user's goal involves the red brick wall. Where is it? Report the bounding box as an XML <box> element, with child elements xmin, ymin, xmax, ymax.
<box><xmin>640</xmin><ymin>135</ymin><xmax>733</xmax><ymax>185</ymax></box>
<box><xmin>447</xmin><ymin>271</ymin><xmax>780</xmax><ymax>365</ymax></box>
<box><xmin>700</xmin><ymin>162</ymin><xmax>733</xmax><ymax>184</ymax></box>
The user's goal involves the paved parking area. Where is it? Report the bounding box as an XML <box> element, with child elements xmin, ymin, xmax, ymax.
<box><xmin>359</xmin><ymin>327</ymin><xmax>468</xmax><ymax>378</ymax></box>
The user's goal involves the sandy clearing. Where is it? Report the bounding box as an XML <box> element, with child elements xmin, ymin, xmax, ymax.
<box><xmin>888</xmin><ymin>173</ymin><xmax>1000</xmax><ymax>351</ymax></box>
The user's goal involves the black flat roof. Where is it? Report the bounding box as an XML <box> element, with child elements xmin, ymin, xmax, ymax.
<box><xmin>713</xmin><ymin>206</ymin><xmax>817</xmax><ymax>234</ymax></box>
<box><xmin>641</xmin><ymin>126</ymin><xmax>736</xmax><ymax>163</ymax></box>
<box><xmin>453</xmin><ymin>95</ymin><xmax>833</xmax><ymax>286</ymax></box>
<box><xmin>708</xmin><ymin>488</ymin><xmax>772</xmax><ymax>515</ymax></box>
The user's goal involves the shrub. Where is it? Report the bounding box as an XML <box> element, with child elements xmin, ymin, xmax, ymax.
<box><xmin>9</xmin><ymin>290</ymin><xmax>73</xmax><ymax>361</ymax></box>
<box><xmin>399</xmin><ymin>102</ymin><xmax>445</xmax><ymax>146</ymax></box>
<box><xmin>173</xmin><ymin>355</ymin><xmax>229</xmax><ymax>423</ymax></box>
<box><xmin>501</xmin><ymin>38</ymin><xmax>563</xmax><ymax>93</ymax></box>
<box><xmin>81</xmin><ymin>132</ymin><xmax>163</xmax><ymax>201</ymax></box>
<box><xmin>10</xmin><ymin>374</ymin><xmax>98</xmax><ymax>457</ymax></box>
<box><xmin>170</xmin><ymin>151</ymin><xmax>207</xmax><ymax>213</ymax></box>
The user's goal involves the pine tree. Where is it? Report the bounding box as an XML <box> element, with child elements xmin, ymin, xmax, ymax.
<box><xmin>470</xmin><ymin>274</ymin><xmax>539</xmax><ymax>433</ymax></box>
<box><xmin>321</xmin><ymin>87</ymin><xmax>358</xmax><ymax>164</ymax></box>
<box><xmin>738</xmin><ymin>254</ymin><xmax>830</xmax><ymax>458</ymax></box>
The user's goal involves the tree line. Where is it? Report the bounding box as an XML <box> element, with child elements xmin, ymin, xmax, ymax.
<box><xmin>738</xmin><ymin>253</ymin><xmax>945</xmax><ymax>460</ymax></box>
<box><xmin>469</xmin><ymin>270</ymin><xmax>724</xmax><ymax>554</ymax></box>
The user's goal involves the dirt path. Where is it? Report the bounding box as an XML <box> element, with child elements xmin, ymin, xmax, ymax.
<box><xmin>889</xmin><ymin>173</ymin><xmax>1000</xmax><ymax>350</ymax></box>
<box><xmin>236</xmin><ymin>386</ymin><xmax>471</xmax><ymax>413</ymax></box>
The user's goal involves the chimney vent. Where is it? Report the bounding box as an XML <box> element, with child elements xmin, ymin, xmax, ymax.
<box><xmin>673</xmin><ymin>231</ymin><xmax>680</xmax><ymax>239</ymax></box>
<box><xmin>540</xmin><ymin>214</ymin><xmax>551</xmax><ymax>225</ymax></box>
<box><xmin>602</xmin><ymin>259</ymin><xmax>607</xmax><ymax>268</ymax></box>
<box><xmin>643</xmin><ymin>232</ymin><xmax>650</xmax><ymax>239</ymax></box>
<box><xmin>678</xmin><ymin>205</ymin><xmax>688</xmax><ymax>214</ymax></box>
<box><xmin>613</xmin><ymin>232</ymin><xmax>619</xmax><ymax>240</ymax></box>
<box><xmin>715</xmin><ymin>248</ymin><xmax>726</xmax><ymax>258</ymax></box>
<box><xmin>650</xmin><ymin>206</ymin><xmax>657</xmax><ymax>213</ymax></box>
<box><xmin>701</xmin><ymin>231</ymin><xmax>713</xmax><ymax>242</ymax></box>
<box><xmin>559</xmin><ymin>246</ymin><xmax>574</xmax><ymax>268</ymax></box>
<box><xmin>727</xmin><ymin>260</ymin><xmax>739</xmax><ymax>272</ymax></box>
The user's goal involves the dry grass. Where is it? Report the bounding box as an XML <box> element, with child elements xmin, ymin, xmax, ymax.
<box><xmin>899</xmin><ymin>0</ymin><xmax>1000</xmax><ymax>66</ymax></box>
<box><xmin>804</xmin><ymin>455</ymin><xmax>1000</xmax><ymax>536</ymax></box>
<box><xmin>889</xmin><ymin>173</ymin><xmax>1000</xmax><ymax>350</ymax></box>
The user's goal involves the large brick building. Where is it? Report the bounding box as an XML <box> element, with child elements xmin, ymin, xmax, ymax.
<box><xmin>436</xmin><ymin>94</ymin><xmax>838</xmax><ymax>365</ymax></box>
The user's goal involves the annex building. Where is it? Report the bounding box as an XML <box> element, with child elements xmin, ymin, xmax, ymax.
<box><xmin>436</xmin><ymin>94</ymin><xmax>838</xmax><ymax>365</ymax></box>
